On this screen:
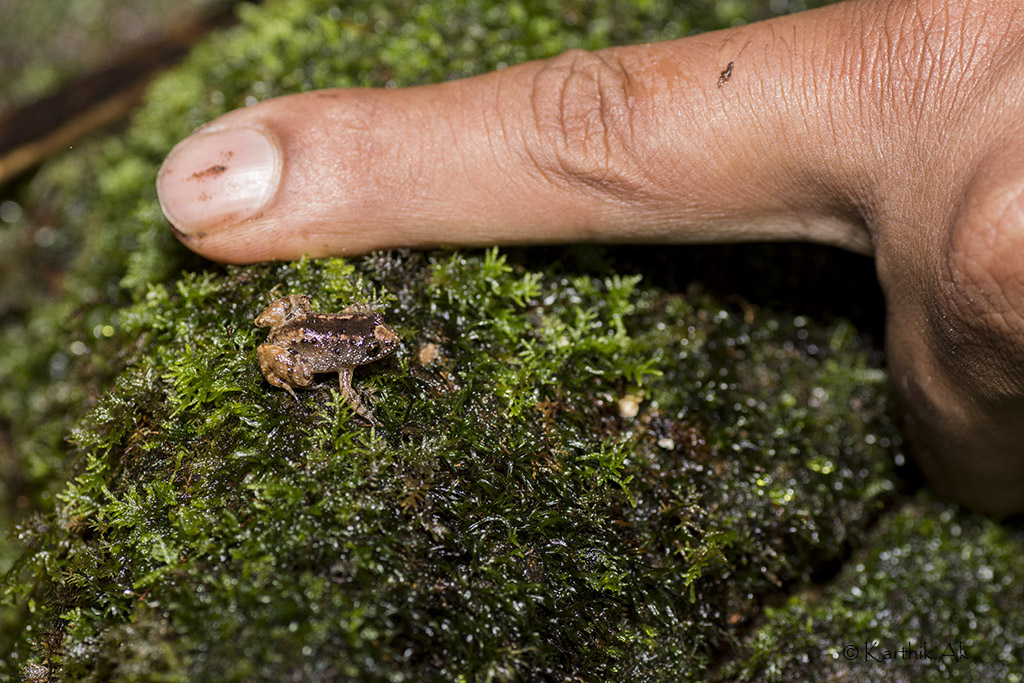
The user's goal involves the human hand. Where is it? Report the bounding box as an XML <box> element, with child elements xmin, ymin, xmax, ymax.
<box><xmin>156</xmin><ymin>0</ymin><xmax>1024</xmax><ymax>513</ymax></box>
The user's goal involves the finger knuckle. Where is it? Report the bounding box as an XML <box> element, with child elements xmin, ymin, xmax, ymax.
<box><xmin>525</xmin><ymin>49</ymin><xmax>648</xmax><ymax>199</ymax></box>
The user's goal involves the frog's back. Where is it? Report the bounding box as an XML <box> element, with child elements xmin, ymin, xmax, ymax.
<box><xmin>273</xmin><ymin>315</ymin><xmax>383</xmax><ymax>371</ymax></box>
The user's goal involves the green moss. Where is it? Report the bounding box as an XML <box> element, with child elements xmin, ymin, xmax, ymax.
<box><xmin>729</xmin><ymin>494</ymin><xmax>1024</xmax><ymax>682</ymax></box>
<box><xmin>4</xmin><ymin>247</ymin><xmax>900</xmax><ymax>680</ymax></box>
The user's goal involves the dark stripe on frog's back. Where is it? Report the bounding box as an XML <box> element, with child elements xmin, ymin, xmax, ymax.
<box><xmin>267</xmin><ymin>314</ymin><xmax>379</xmax><ymax>370</ymax></box>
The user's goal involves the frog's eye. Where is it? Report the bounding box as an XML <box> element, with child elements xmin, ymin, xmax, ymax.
<box><xmin>366</xmin><ymin>334</ymin><xmax>395</xmax><ymax>358</ymax></box>
<box><xmin>278</xmin><ymin>295</ymin><xmax>312</xmax><ymax>320</ymax></box>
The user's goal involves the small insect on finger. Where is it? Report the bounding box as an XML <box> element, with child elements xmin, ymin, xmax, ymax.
<box><xmin>717</xmin><ymin>61</ymin><xmax>734</xmax><ymax>88</ymax></box>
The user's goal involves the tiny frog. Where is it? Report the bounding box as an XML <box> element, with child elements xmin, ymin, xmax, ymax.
<box><xmin>255</xmin><ymin>294</ymin><xmax>399</xmax><ymax>422</ymax></box>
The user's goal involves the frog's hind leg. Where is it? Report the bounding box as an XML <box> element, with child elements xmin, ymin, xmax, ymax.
<box><xmin>257</xmin><ymin>343</ymin><xmax>313</xmax><ymax>400</ymax></box>
<box><xmin>337</xmin><ymin>366</ymin><xmax>378</xmax><ymax>423</ymax></box>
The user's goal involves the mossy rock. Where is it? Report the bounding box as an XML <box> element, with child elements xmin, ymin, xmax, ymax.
<box><xmin>730</xmin><ymin>494</ymin><xmax>1024</xmax><ymax>682</ymax></box>
<box><xmin>1</xmin><ymin>0</ymin><xmax>1021</xmax><ymax>681</ymax></box>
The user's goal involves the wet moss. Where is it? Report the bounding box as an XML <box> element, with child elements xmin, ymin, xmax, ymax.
<box><xmin>4</xmin><ymin>248</ymin><xmax>901</xmax><ymax>680</ymax></box>
<box><xmin>729</xmin><ymin>494</ymin><xmax>1024</xmax><ymax>682</ymax></box>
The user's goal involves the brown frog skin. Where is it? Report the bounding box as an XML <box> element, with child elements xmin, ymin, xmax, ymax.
<box><xmin>255</xmin><ymin>294</ymin><xmax>399</xmax><ymax>422</ymax></box>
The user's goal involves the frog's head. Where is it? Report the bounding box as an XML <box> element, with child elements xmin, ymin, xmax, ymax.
<box><xmin>365</xmin><ymin>319</ymin><xmax>400</xmax><ymax>360</ymax></box>
<box><xmin>255</xmin><ymin>294</ymin><xmax>313</xmax><ymax>328</ymax></box>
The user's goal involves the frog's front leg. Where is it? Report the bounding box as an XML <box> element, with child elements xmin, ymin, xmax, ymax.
<box><xmin>257</xmin><ymin>343</ymin><xmax>313</xmax><ymax>400</ymax></box>
<box><xmin>337</xmin><ymin>366</ymin><xmax>378</xmax><ymax>424</ymax></box>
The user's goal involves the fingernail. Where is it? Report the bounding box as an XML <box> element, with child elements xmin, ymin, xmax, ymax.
<box><xmin>157</xmin><ymin>126</ymin><xmax>281</xmax><ymax>235</ymax></box>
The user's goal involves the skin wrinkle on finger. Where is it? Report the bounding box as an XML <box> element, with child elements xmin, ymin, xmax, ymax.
<box><xmin>698</xmin><ymin>21</ymin><xmax>874</xmax><ymax>251</ymax></box>
<box><xmin>606</xmin><ymin>45</ymin><xmax>702</xmax><ymax>209</ymax></box>
<box><xmin>499</xmin><ymin>67</ymin><xmax>555</xmax><ymax>211</ymax></box>
<box><xmin>526</xmin><ymin>49</ymin><xmax>650</xmax><ymax>204</ymax></box>
<box><xmin>584</xmin><ymin>51</ymin><xmax>621</xmax><ymax>187</ymax></box>
<box><xmin>454</xmin><ymin>72</ymin><xmax>593</xmax><ymax>244</ymax></box>
<box><xmin>907</xmin><ymin>3</ymin><xmax>960</xmax><ymax>116</ymax></box>
<box><xmin>854</xmin><ymin>3</ymin><xmax>1024</xmax><ymax>291</ymax></box>
<box><xmin>712</xmin><ymin>17</ymin><xmax>876</xmax><ymax>253</ymax></box>
<box><xmin>466</xmin><ymin>76</ymin><xmax>517</xmax><ymax>229</ymax></box>
<box><xmin>871</xmin><ymin>2</ymin><xmax>1011</xmax><ymax>155</ymax></box>
<box><xmin>763</xmin><ymin>21</ymin><xmax>878</xmax><ymax>235</ymax></box>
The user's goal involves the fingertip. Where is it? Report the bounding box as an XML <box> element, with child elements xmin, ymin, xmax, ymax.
<box><xmin>157</xmin><ymin>125</ymin><xmax>282</xmax><ymax>245</ymax></box>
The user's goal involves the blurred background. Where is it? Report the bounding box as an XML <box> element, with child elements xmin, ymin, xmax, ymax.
<box><xmin>0</xmin><ymin>0</ymin><xmax>236</xmax><ymax>185</ymax></box>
